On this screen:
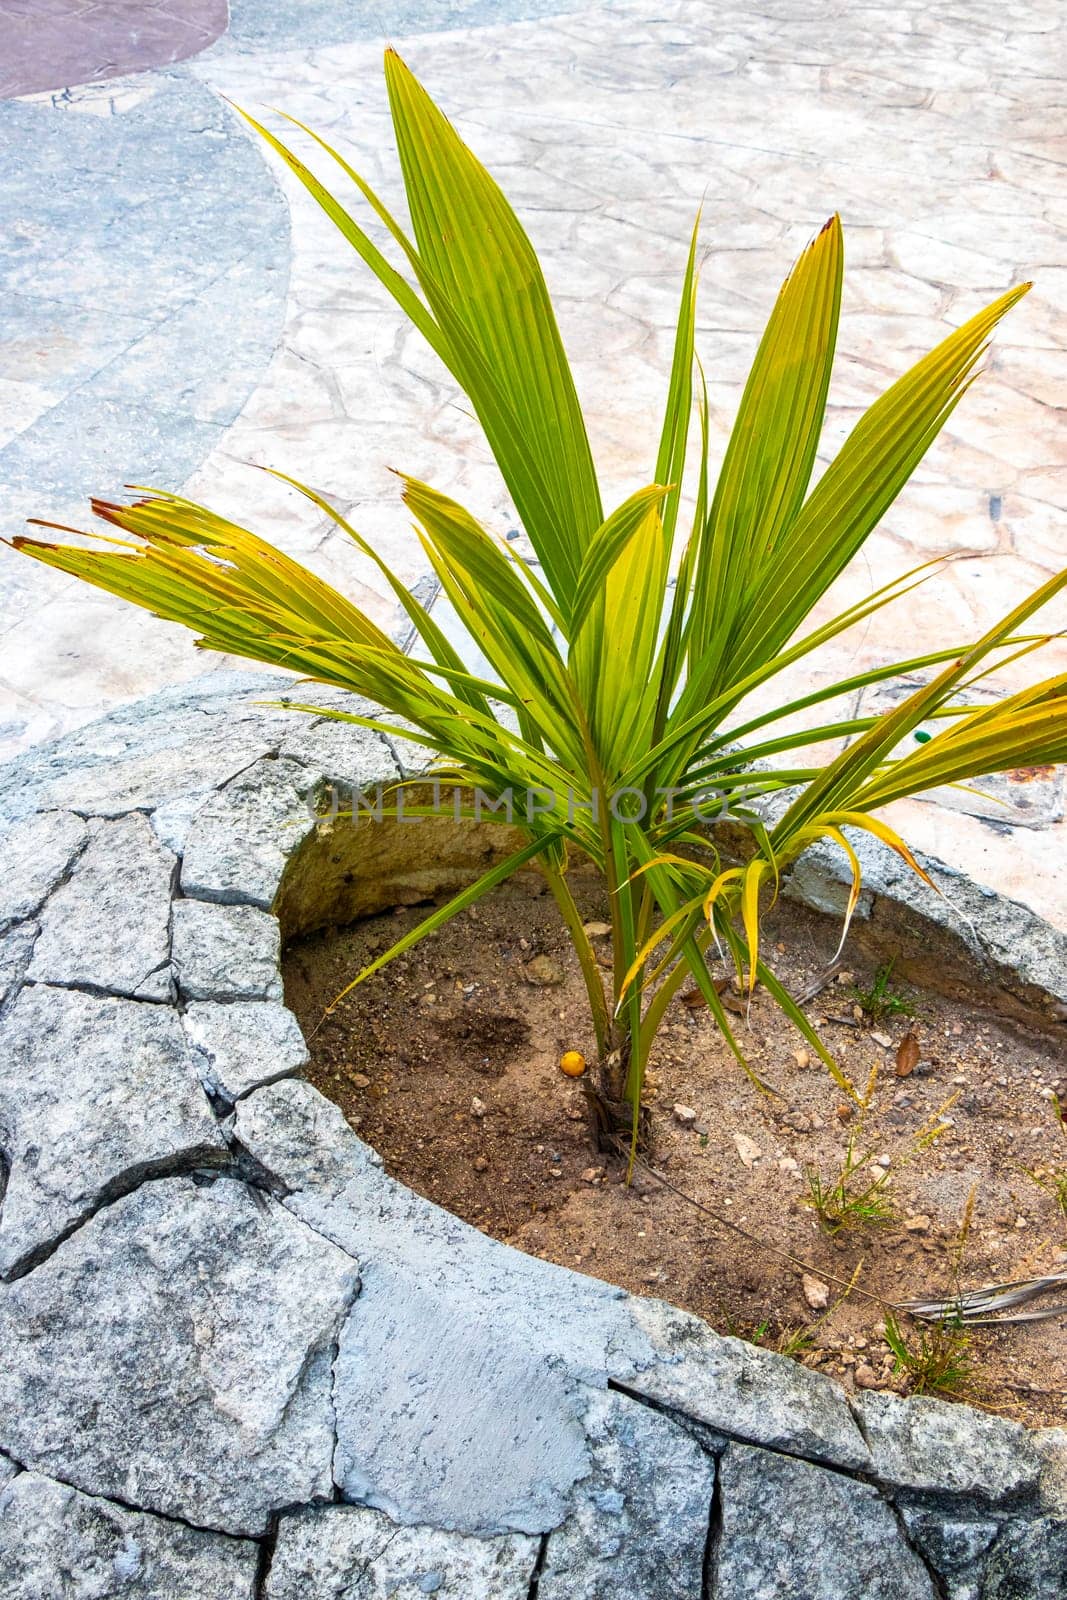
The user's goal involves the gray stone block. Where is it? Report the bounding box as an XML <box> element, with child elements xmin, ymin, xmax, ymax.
<box><xmin>537</xmin><ymin>1387</ymin><xmax>714</xmax><ymax>1599</ymax></box>
<box><xmin>979</xmin><ymin>1518</ymin><xmax>1067</xmax><ymax>1598</ymax></box>
<box><xmin>46</xmin><ymin>723</ymin><xmax>281</xmax><ymax>825</ymax></box>
<box><xmin>181</xmin><ymin>757</ymin><xmax>316</xmax><ymax>909</ymax></box>
<box><xmin>0</xmin><ymin>672</ymin><xmax>295</xmax><ymax>827</ymax></box>
<box><xmin>625</xmin><ymin>1296</ymin><xmax>871</xmax><ymax>1473</ymax></box>
<box><xmin>28</xmin><ymin>813</ymin><xmax>175</xmax><ymax>1001</ymax></box>
<box><xmin>265</xmin><ymin>1503</ymin><xmax>538</xmax><ymax>1599</ymax></box>
<box><xmin>234</xmin><ymin>1081</ymin><xmax>647</xmax><ymax>1536</ymax></box>
<box><xmin>0</xmin><ymin>984</ymin><xmax>225</xmax><ymax>1276</ymax></box>
<box><xmin>278</xmin><ymin>701</ymin><xmax>408</xmax><ymax>795</ymax></box>
<box><xmin>0</xmin><ymin>810</ymin><xmax>86</xmax><ymax>933</ymax></box>
<box><xmin>714</xmin><ymin>1443</ymin><xmax>937</xmax><ymax>1599</ymax></box>
<box><xmin>0</xmin><ymin>1175</ymin><xmax>358</xmax><ymax>1534</ymax></box>
<box><xmin>901</xmin><ymin>1507</ymin><xmax>999</xmax><ymax>1598</ymax></box>
<box><xmin>787</xmin><ymin>825</ymin><xmax>1067</xmax><ymax>1009</ymax></box>
<box><xmin>1033</xmin><ymin>1427</ymin><xmax>1067</xmax><ymax>1518</ymax></box>
<box><xmin>861</xmin><ymin>1390</ymin><xmax>1042</xmax><ymax>1505</ymax></box>
<box><xmin>0</xmin><ymin>1470</ymin><xmax>259</xmax><ymax>1598</ymax></box>
<box><xmin>171</xmin><ymin>898</ymin><xmax>282</xmax><ymax>1001</ymax></box>
<box><xmin>183</xmin><ymin>999</ymin><xmax>308</xmax><ymax>1103</ymax></box>
<box><xmin>0</xmin><ymin>922</ymin><xmax>36</xmax><ymax>1011</ymax></box>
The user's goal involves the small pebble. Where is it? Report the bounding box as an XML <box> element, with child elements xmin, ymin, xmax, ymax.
<box><xmin>525</xmin><ymin>954</ymin><xmax>563</xmax><ymax>987</ymax></box>
<box><xmin>802</xmin><ymin>1273</ymin><xmax>830</xmax><ymax>1310</ymax></box>
<box><xmin>673</xmin><ymin>1104</ymin><xmax>698</xmax><ymax>1126</ymax></box>
<box><xmin>733</xmin><ymin>1132</ymin><xmax>762</xmax><ymax>1168</ymax></box>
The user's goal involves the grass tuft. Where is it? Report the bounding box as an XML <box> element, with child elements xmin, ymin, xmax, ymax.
<box><xmin>883</xmin><ymin>1310</ymin><xmax>973</xmax><ymax>1397</ymax></box>
<box><xmin>849</xmin><ymin>959</ymin><xmax>915</xmax><ymax>1023</ymax></box>
<box><xmin>1020</xmin><ymin>1094</ymin><xmax>1067</xmax><ymax>1225</ymax></box>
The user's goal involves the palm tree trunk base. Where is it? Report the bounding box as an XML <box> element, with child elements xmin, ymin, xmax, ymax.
<box><xmin>583</xmin><ymin>1081</ymin><xmax>653</xmax><ymax>1159</ymax></box>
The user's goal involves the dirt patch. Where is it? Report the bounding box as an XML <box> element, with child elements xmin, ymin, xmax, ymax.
<box><xmin>283</xmin><ymin>878</ymin><xmax>1067</xmax><ymax>1426</ymax></box>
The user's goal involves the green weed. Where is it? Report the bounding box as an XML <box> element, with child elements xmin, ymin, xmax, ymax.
<box><xmin>849</xmin><ymin>960</ymin><xmax>915</xmax><ymax>1023</ymax></box>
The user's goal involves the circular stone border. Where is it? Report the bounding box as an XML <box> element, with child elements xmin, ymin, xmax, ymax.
<box><xmin>0</xmin><ymin>672</ymin><xmax>1065</xmax><ymax>1598</ymax></box>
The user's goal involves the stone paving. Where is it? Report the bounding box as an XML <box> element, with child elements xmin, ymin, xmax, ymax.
<box><xmin>0</xmin><ymin>0</ymin><xmax>1064</xmax><ymax>931</ymax></box>
<box><xmin>0</xmin><ymin>672</ymin><xmax>1064</xmax><ymax>1597</ymax></box>
<box><xmin>0</xmin><ymin>0</ymin><xmax>227</xmax><ymax>100</ymax></box>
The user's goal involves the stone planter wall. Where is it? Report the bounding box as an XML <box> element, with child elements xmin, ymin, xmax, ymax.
<box><xmin>0</xmin><ymin>672</ymin><xmax>1065</xmax><ymax>1599</ymax></box>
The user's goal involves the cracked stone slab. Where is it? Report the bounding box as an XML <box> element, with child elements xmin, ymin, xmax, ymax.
<box><xmin>233</xmin><ymin>1080</ymin><xmax>873</xmax><ymax>1544</ymax></box>
<box><xmin>277</xmin><ymin>694</ymin><xmax>409</xmax><ymax>795</ymax></box>
<box><xmin>861</xmin><ymin>1389</ymin><xmax>1043</xmax><ymax>1505</ymax></box>
<box><xmin>714</xmin><ymin>1443</ymin><xmax>937</xmax><ymax>1599</ymax></box>
<box><xmin>0</xmin><ymin>673</ymin><xmax>296</xmax><ymax>827</ymax></box>
<box><xmin>901</xmin><ymin>1508</ymin><xmax>1000</xmax><ymax>1600</ymax></box>
<box><xmin>171</xmin><ymin>899</ymin><xmax>283</xmax><ymax>1001</ymax></box>
<box><xmin>0</xmin><ymin>984</ymin><xmax>226</xmax><ymax>1277</ymax></box>
<box><xmin>27</xmin><ymin>813</ymin><xmax>175</xmax><ymax>1001</ymax></box>
<box><xmin>155</xmin><ymin>693</ymin><xmax>396</xmax><ymax>858</ymax></box>
<box><xmin>0</xmin><ymin>1470</ymin><xmax>258</xmax><ymax>1599</ymax></box>
<box><xmin>183</xmin><ymin>1000</ymin><xmax>308</xmax><ymax>1103</ymax></box>
<box><xmin>979</xmin><ymin>1516</ymin><xmax>1067</xmax><ymax>1598</ymax></box>
<box><xmin>0</xmin><ymin>922</ymin><xmax>36</xmax><ymax>1010</ymax></box>
<box><xmin>0</xmin><ymin>810</ymin><xmax>86</xmax><ymax>933</ymax></box>
<box><xmin>1034</xmin><ymin>1428</ymin><xmax>1067</xmax><ymax>1518</ymax></box>
<box><xmin>181</xmin><ymin>757</ymin><xmax>317</xmax><ymax>910</ymax></box>
<box><xmin>331</xmin><ymin>1248</ymin><xmax>596</xmax><ymax>1536</ymax></box>
<box><xmin>0</xmin><ymin>1175</ymin><xmax>359</xmax><ymax>1535</ymax></box>
<box><xmin>536</xmin><ymin>1387</ymin><xmax>714</xmax><ymax>1600</ymax></box>
<box><xmin>623</xmin><ymin>1296</ymin><xmax>871</xmax><ymax>1473</ymax></box>
<box><xmin>26</xmin><ymin>724</ymin><xmax>278</xmax><ymax>829</ymax></box>
<box><xmin>786</xmin><ymin>822</ymin><xmax>1067</xmax><ymax>1011</ymax></box>
<box><xmin>265</xmin><ymin>1504</ymin><xmax>539</xmax><ymax>1599</ymax></box>
<box><xmin>234</xmin><ymin>1081</ymin><xmax>651</xmax><ymax>1535</ymax></box>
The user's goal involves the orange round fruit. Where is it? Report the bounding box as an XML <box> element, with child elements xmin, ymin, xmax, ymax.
<box><xmin>559</xmin><ymin>1050</ymin><xmax>587</xmax><ymax>1078</ymax></box>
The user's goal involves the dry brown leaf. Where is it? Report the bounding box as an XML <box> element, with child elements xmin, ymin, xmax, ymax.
<box><xmin>895</xmin><ymin>1031</ymin><xmax>921</xmax><ymax>1077</ymax></box>
<box><xmin>681</xmin><ymin>977</ymin><xmax>748</xmax><ymax>1015</ymax></box>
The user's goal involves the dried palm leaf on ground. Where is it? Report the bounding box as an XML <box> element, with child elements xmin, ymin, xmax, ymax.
<box><xmin>902</xmin><ymin>1272</ymin><xmax>1067</xmax><ymax>1326</ymax></box>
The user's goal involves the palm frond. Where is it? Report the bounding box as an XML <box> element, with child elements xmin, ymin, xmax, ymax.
<box><xmin>10</xmin><ymin>50</ymin><xmax>1059</xmax><ymax>1145</ymax></box>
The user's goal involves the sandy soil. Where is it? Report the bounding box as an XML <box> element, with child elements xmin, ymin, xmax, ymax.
<box><xmin>283</xmin><ymin>879</ymin><xmax>1067</xmax><ymax>1426</ymax></box>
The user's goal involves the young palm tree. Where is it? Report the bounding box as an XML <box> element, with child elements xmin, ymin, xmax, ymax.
<box><xmin>12</xmin><ymin>52</ymin><xmax>1066</xmax><ymax>1156</ymax></box>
